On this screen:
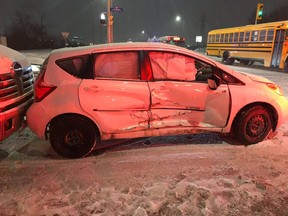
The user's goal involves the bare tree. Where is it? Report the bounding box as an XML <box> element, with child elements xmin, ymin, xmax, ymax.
<box><xmin>4</xmin><ymin>10</ymin><xmax>58</xmax><ymax>50</ymax></box>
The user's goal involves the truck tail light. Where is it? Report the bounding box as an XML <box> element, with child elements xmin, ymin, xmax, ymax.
<box><xmin>34</xmin><ymin>71</ymin><xmax>56</xmax><ymax>102</ymax></box>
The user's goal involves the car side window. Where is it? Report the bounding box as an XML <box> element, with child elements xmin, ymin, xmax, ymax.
<box><xmin>194</xmin><ymin>60</ymin><xmax>214</xmax><ymax>82</ymax></box>
<box><xmin>56</xmin><ymin>55</ymin><xmax>91</xmax><ymax>78</ymax></box>
<box><xmin>149</xmin><ymin>51</ymin><xmax>197</xmax><ymax>81</ymax></box>
<box><xmin>94</xmin><ymin>51</ymin><xmax>139</xmax><ymax>80</ymax></box>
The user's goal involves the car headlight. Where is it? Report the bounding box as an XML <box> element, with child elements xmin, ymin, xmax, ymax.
<box><xmin>31</xmin><ymin>64</ymin><xmax>41</xmax><ymax>72</ymax></box>
<box><xmin>266</xmin><ymin>83</ymin><xmax>284</xmax><ymax>96</ymax></box>
<box><xmin>31</xmin><ymin>64</ymin><xmax>41</xmax><ymax>79</ymax></box>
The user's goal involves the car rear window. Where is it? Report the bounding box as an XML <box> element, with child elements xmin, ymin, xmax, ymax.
<box><xmin>56</xmin><ymin>55</ymin><xmax>91</xmax><ymax>78</ymax></box>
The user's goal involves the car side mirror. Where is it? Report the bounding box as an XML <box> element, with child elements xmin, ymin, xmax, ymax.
<box><xmin>207</xmin><ymin>74</ymin><xmax>221</xmax><ymax>90</ymax></box>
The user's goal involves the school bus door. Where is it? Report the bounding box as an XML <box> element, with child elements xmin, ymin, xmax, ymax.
<box><xmin>271</xmin><ymin>29</ymin><xmax>287</xmax><ymax>69</ymax></box>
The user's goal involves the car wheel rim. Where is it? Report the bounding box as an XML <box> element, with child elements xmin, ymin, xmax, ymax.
<box><xmin>64</xmin><ymin>129</ymin><xmax>83</xmax><ymax>146</ymax></box>
<box><xmin>246</xmin><ymin>114</ymin><xmax>267</xmax><ymax>138</ymax></box>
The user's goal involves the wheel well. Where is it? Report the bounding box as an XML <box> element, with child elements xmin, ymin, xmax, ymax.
<box><xmin>231</xmin><ymin>102</ymin><xmax>278</xmax><ymax>135</ymax></box>
<box><xmin>45</xmin><ymin>113</ymin><xmax>100</xmax><ymax>139</ymax></box>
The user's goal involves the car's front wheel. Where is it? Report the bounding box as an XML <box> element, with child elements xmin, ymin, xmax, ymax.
<box><xmin>49</xmin><ymin>116</ymin><xmax>98</xmax><ymax>158</ymax></box>
<box><xmin>234</xmin><ymin>106</ymin><xmax>272</xmax><ymax>144</ymax></box>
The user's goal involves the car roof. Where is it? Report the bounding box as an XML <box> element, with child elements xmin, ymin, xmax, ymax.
<box><xmin>52</xmin><ymin>42</ymin><xmax>187</xmax><ymax>54</ymax></box>
<box><xmin>50</xmin><ymin>42</ymin><xmax>218</xmax><ymax>66</ymax></box>
<box><xmin>48</xmin><ymin>42</ymin><xmax>238</xmax><ymax>79</ymax></box>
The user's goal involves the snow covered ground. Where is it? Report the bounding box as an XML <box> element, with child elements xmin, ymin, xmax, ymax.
<box><xmin>1</xmin><ymin>51</ymin><xmax>288</xmax><ymax>215</ymax></box>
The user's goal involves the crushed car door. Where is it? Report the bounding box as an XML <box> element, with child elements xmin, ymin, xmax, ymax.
<box><xmin>79</xmin><ymin>51</ymin><xmax>150</xmax><ymax>136</ymax></box>
<box><xmin>147</xmin><ymin>51</ymin><xmax>230</xmax><ymax>129</ymax></box>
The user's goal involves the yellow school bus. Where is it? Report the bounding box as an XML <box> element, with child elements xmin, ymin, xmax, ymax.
<box><xmin>206</xmin><ymin>20</ymin><xmax>288</xmax><ymax>72</ymax></box>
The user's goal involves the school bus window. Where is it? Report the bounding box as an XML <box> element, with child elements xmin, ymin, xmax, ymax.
<box><xmin>233</xmin><ymin>32</ymin><xmax>239</xmax><ymax>42</ymax></box>
<box><xmin>252</xmin><ymin>30</ymin><xmax>259</xmax><ymax>41</ymax></box>
<box><xmin>267</xmin><ymin>29</ymin><xmax>274</xmax><ymax>41</ymax></box>
<box><xmin>212</xmin><ymin>34</ymin><xmax>215</xmax><ymax>43</ymax></box>
<box><xmin>216</xmin><ymin>34</ymin><xmax>220</xmax><ymax>42</ymax></box>
<box><xmin>259</xmin><ymin>30</ymin><xmax>266</xmax><ymax>41</ymax></box>
<box><xmin>244</xmin><ymin>31</ymin><xmax>251</xmax><ymax>41</ymax></box>
<box><xmin>229</xmin><ymin>33</ymin><xmax>233</xmax><ymax>42</ymax></box>
<box><xmin>285</xmin><ymin>30</ymin><xmax>288</xmax><ymax>40</ymax></box>
<box><xmin>221</xmin><ymin>34</ymin><xmax>225</xmax><ymax>42</ymax></box>
<box><xmin>239</xmin><ymin>32</ymin><xmax>244</xmax><ymax>42</ymax></box>
<box><xmin>224</xmin><ymin>33</ymin><xmax>229</xmax><ymax>42</ymax></box>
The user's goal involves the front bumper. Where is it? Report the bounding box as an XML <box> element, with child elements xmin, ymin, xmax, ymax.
<box><xmin>0</xmin><ymin>98</ymin><xmax>33</xmax><ymax>142</ymax></box>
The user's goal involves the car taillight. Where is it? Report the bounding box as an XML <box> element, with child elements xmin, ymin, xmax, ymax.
<box><xmin>34</xmin><ymin>70</ymin><xmax>56</xmax><ymax>102</ymax></box>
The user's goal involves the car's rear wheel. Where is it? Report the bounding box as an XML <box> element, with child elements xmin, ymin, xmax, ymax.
<box><xmin>49</xmin><ymin>116</ymin><xmax>98</xmax><ymax>158</ymax></box>
<box><xmin>222</xmin><ymin>52</ymin><xmax>235</xmax><ymax>65</ymax></box>
<box><xmin>234</xmin><ymin>106</ymin><xmax>272</xmax><ymax>144</ymax></box>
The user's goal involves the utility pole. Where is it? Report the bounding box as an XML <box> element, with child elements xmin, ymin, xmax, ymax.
<box><xmin>91</xmin><ymin>0</ymin><xmax>95</xmax><ymax>44</ymax></box>
<box><xmin>107</xmin><ymin>0</ymin><xmax>113</xmax><ymax>43</ymax></box>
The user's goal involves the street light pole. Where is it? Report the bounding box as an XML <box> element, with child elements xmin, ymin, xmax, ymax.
<box><xmin>175</xmin><ymin>15</ymin><xmax>185</xmax><ymax>37</ymax></box>
<box><xmin>107</xmin><ymin>0</ymin><xmax>113</xmax><ymax>43</ymax></box>
<box><xmin>91</xmin><ymin>0</ymin><xmax>95</xmax><ymax>44</ymax></box>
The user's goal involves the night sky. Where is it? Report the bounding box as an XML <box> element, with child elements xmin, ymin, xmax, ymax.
<box><xmin>0</xmin><ymin>0</ymin><xmax>287</xmax><ymax>45</ymax></box>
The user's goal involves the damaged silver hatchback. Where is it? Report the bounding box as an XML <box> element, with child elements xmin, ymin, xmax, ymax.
<box><xmin>27</xmin><ymin>42</ymin><xmax>288</xmax><ymax>158</ymax></box>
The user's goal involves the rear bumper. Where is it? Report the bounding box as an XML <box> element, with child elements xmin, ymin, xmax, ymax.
<box><xmin>0</xmin><ymin>98</ymin><xmax>33</xmax><ymax>142</ymax></box>
<box><xmin>26</xmin><ymin>102</ymin><xmax>51</xmax><ymax>139</ymax></box>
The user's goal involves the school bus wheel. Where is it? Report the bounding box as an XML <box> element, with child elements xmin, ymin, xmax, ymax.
<box><xmin>284</xmin><ymin>59</ymin><xmax>288</xmax><ymax>73</ymax></box>
<box><xmin>222</xmin><ymin>51</ymin><xmax>235</xmax><ymax>65</ymax></box>
<box><xmin>239</xmin><ymin>59</ymin><xmax>253</xmax><ymax>65</ymax></box>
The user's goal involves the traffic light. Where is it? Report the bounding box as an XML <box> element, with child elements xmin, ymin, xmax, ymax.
<box><xmin>100</xmin><ymin>13</ymin><xmax>106</xmax><ymax>25</ymax></box>
<box><xmin>100</xmin><ymin>19</ymin><xmax>106</xmax><ymax>25</ymax></box>
<box><xmin>256</xmin><ymin>3</ymin><xmax>264</xmax><ymax>20</ymax></box>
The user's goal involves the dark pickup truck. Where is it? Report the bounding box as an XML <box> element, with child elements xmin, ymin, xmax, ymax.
<box><xmin>0</xmin><ymin>45</ymin><xmax>34</xmax><ymax>141</ymax></box>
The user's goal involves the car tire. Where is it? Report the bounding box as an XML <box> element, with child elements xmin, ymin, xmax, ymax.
<box><xmin>222</xmin><ymin>52</ymin><xmax>235</xmax><ymax>65</ymax></box>
<box><xmin>49</xmin><ymin>116</ymin><xmax>98</xmax><ymax>158</ymax></box>
<box><xmin>247</xmin><ymin>60</ymin><xmax>254</xmax><ymax>66</ymax></box>
<box><xmin>234</xmin><ymin>106</ymin><xmax>272</xmax><ymax>144</ymax></box>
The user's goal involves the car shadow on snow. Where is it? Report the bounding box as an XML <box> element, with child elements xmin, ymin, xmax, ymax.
<box><xmin>0</xmin><ymin>132</ymin><xmax>254</xmax><ymax>161</ymax></box>
<box><xmin>91</xmin><ymin>132</ymin><xmax>246</xmax><ymax>156</ymax></box>
<box><xmin>0</xmin><ymin>149</ymin><xmax>9</xmax><ymax>161</ymax></box>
